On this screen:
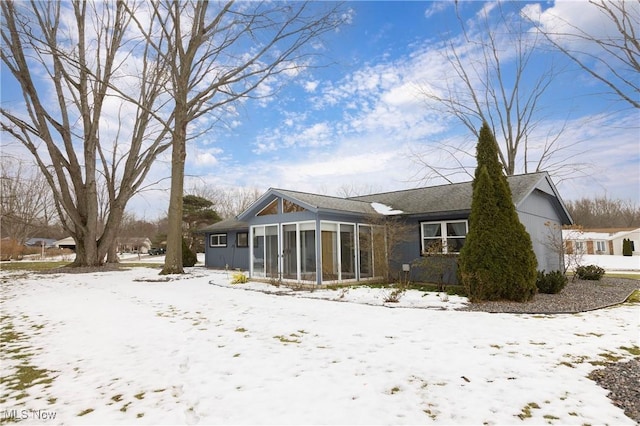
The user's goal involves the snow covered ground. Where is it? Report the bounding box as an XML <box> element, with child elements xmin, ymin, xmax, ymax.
<box><xmin>1</xmin><ymin>259</ymin><xmax>638</xmax><ymax>425</ymax></box>
<box><xmin>576</xmin><ymin>254</ymin><xmax>640</xmax><ymax>272</ymax></box>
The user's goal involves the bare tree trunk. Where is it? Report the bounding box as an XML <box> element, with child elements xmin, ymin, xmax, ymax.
<box><xmin>161</xmin><ymin>121</ymin><xmax>187</xmax><ymax>275</ymax></box>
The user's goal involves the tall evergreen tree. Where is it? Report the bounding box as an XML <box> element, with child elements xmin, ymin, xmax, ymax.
<box><xmin>459</xmin><ymin>122</ymin><xmax>538</xmax><ymax>302</ymax></box>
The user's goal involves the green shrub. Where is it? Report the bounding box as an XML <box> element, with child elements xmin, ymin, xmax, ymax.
<box><xmin>622</xmin><ymin>238</ymin><xmax>632</xmax><ymax>256</ymax></box>
<box><xmin>458</xmin><ymin>123</ymin><xmax>537</xmax><ymax>302</ymax></box>
<box><xmin>575</xmin><ymin>264</ymin><xmax>605</xmax><ymax>280</ymax></box>
<box><xmin>536</xmin><ymin>270</ymin><xmax>568</xmax><ymax>294</ymax></box>
<box><xmin>182</xmin><ymin>238</ymin><xmax>197</xmax><ymax>267</ymax></box>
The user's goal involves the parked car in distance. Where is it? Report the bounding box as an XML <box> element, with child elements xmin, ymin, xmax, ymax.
<box><xmin>148</xmin><ymin>247</ymin><xmax>166</xmax><ymax>256</ymax></box>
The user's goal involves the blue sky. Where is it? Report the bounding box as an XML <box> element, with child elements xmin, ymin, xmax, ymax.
<box><xmin>2</xmin><ymin>1</ymin><xmax>638</xmax><ymax>219</ymax></box>
<box><xmin>171</xmin><ymin>0</ymin><xmax>639</xmax><ymax>220</ymax></box>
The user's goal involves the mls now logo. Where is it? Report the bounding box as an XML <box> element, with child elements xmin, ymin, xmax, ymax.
<box><xmin>2</xmin><ymin>409</ymin><xmax>57</xmax><ymax>421</ymax></box>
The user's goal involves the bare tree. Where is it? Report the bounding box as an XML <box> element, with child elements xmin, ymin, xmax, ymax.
<box><xmin>415</xmin><ymin>1</ymin><xmax>588</xmax><ymax>183</ymax></box>
<box><xmin>526</xmin><ymin>0</ymin><xmax>639</xmax><ymax>109</ymax></box>
<box><xmin>186</xmin><ymin>183</ymin><xmax>262</xmax><ymax>219</ymax></box>
<box><xmin>0</xmin><ymin>158</ymin><xmax>57</xmax><ymax>245</ymax></box>
<box><xmin>1</xmin><ymin>1</ymin><xmax>173</xmax><ymax>267</ymax></box>
<box><xmin>566</xmin><ymin>196</ymin><xmax>640</xmax><ymax>228</ymax></box>
<box><xmin>125</xmin><ymin>1</ymin><xmax>347</xmax><ymax>274</ymax></box>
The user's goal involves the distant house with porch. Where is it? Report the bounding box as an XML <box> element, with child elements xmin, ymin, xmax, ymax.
<box><xmin>563</xmin><ymin>228</ymin><xmax>639</xmax><ymax>256</ymax></box>
<box><xmin>201</xmin><ymin>172</ymin><xmax>572</xmax><ymax>286</ymax></box>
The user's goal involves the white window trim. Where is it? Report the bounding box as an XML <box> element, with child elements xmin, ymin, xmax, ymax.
<box><xmin>420</xmin><ymin>220</ymin><xmax>468</xmax><ymax>254</ymax></box>
<box><xmin>209</xmin><ymin>233</ymin><xmax>227</xmax><ymax>248</ymax></box>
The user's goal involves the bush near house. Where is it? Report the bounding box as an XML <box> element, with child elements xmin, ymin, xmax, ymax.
<box><xmin>622</xmin><ymin>238</ymin><xmax>633</xmax><ymax>256</ymax></box>
<box><xmin>182</xmin><ymin>238</ymin><xmax>197</xmax><ymax>267</ymax></box>
<box><xmin>536</xmin><ymin>270</ymin><xmax>568</xmax><ymax>294</ymax></box>
<box><xmin>575</xmin><ymin>265</ymin><xmax>605</xmax><ymax>280</ymax></box>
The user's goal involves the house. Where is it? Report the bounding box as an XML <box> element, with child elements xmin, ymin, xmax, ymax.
<box><xmin>25</xmin><ymin>238</ymin><xmax>58</xmax><ymax>248</ymax></box>
<box><xmin>563</xmin><ymin>228</ymin><xmax>639</xmax><ymax>256</ymax></box>
<box><xmin>116</xmin><ymin>237</ymin><xmax>152</xmax><ymax>254</ymax></box>
<box><xmin>55</xmin><ymin>236</ymin><xmax>76</xmax><ymax>251</ymax></box>
<box><xmin>201</xmin><ymin>172</ymin><xmax>572</xmax><ymax>286</ymax></box>
<box><xmin>54</xmin><ymin>236</ymin><xmax>153</xmax><ymax>254</ymax></box>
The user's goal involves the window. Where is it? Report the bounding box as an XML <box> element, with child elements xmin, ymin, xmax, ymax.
<box><xmin>574</xmin><ymin>241</ymin><xmax>584</xmax><ymax>253</ymax></box>
<box><xmin>596</xmin><ymin>240</ymin><xmax>606</xmax><ymax>253</ymax></box>
<box><xmin>421</xmin><ymin>220</ymin><xmax>468</xmax><ymax>254</ymax></box>
<box><xmin>209</xmin><ymin>234</ymin><xmax>227</xmax><ymax>248</ymax></box>
<box><xmin>283</xmin><ymin>199</ymin><xmax>306</xmax><ymax>213</ymax></box>
<box><xmin>236</xmin><ymin>232</ymin><xmax>248</xmax><ymax>248</ymax></box>
<box><xmin>257</xmin><ymin>199</ymin><xmax>278</xmax><ymax>216</ymax></box>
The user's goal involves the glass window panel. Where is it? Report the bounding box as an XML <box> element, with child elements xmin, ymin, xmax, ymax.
<box><xmin>209</xmin><ymin>234</ymin><xmax>227</xmax><ymax>247</ymax></box>
<box><xmin>282</xmin><ymin>224</ymin><xmax>297</xmax><ymax>280</ymax></box>
<box><xmin>265</xmin><ymin>225</ymin><xmax>278</xmax><ymax>278</ymax></box>
<box><xmin>340</xmin><ymin>224</ymin><xmax>355</xmax><ymax>280</ymax></box>
<box><xmin>300</xmin><ymin>229</ymin><xmax>316</xmax><ymax>280</ymax></box>
<box><xmin>236</xmin><ymin>233</ymin><xmax>248</xmax><ymax>247</ymax></box>
<box><xmin>447</xmin><ymin>237</ymin><xmax>465</xmax><ymax>253</ymax></box>
<box><xmin>359</xmin><ymin>226</ymin><xmax>373</xmax><ymax>278</ymax></box>
<box><xmin>423</xmin><ymin>223</ymin><xmax>441</xmax><ymax>237</ymax></box>
<box><xmin>321</xmin><ymin>225</ymin><xmax>338</xmax><ymax>281</ymax></box>
<box><xmin>257</xmin><ymin>199</ymin><xmax>278</xmax><ymax>216</ymax></box>
<box><xmin>283</xmin><ymin>199</ymin><xmax>306</xmax><ymax>213</ymax></box>
<box><xmin>252</xmin><ymin>227</ymin><xmax>265</xmax><ymax>276</ymax></box>
<box><xmin>447</xmin><ymin>222</ymin><xmax>467</xmax><ymax>237</ymax></box>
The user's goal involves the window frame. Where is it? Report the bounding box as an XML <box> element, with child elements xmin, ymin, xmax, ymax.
<box><xmin>420</xmin><ymin>220</ymin><xmax>468</xmax><ymax>254</ymax></box>
<box><xmin>209</xmin><ymin>233</ymin><xmax>227</xmax><ymax>248</ymax></box>
<box><xmin>236</xmin><ymin>232</ymin><xmax>249</xmax><ymax>248</ymax></box>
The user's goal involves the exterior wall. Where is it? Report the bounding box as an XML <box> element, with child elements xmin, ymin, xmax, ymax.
<box><xmin>391</xmin><ymin>216</ymin><xmax>463</xmax><ymax>285</ymax></box>
<box><xmin>204</xmin><ymin>230</ymin><xmax>249</xmax><ymax>270</ymax></box>
<box><xmin>517</xmin><ymin>190</ymin><xmax>566</xmax><ymax>272</ymax></box>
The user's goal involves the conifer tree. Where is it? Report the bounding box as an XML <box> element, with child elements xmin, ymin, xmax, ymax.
<box><xmin>459</xmin><ymin>122</ymin><xmax>537</xmax><ymax>302</ymax></box>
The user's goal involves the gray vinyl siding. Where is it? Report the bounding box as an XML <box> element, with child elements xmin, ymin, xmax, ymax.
<box><xmin>204</xmin><ymin>230</ymin><xmax>249</xmax><ymax>270</ymax></box>
<box><xmin>517</xmin><ymin>189</ymin><xmax>566</xmax><ymax>272</ymax></box>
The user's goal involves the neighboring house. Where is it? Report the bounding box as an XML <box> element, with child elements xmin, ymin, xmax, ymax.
<box><xmin>117</xmin><ymin>237</ymin><xmax>152</xmax><ymax>254</ymax></box>
<box><xmin>55</xmin><ymin>236</ymin><xmax>76</xmax><ymax>251</ymax></box>
<box><xmin>563</xmin><ymin>228</ymin><xmax>639</xmax><ymax>256</ymax></box>
<box><xmin>25</xmin><ymin>238</ymin><xmax>58</xmax><ymax>248</ymax></box>
<box><xmin>54</xmin><ymin>236</ymin><xmax>152</xmax><ymax>254</ymax></box>
<box><xmin>201</xmin><ymin>172</ymin><xmax>572</xmax><ymax>286</ymax></box>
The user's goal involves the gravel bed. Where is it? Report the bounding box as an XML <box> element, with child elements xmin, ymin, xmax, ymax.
<box><xmin>589</xmin><ymin>358</ymin><xmax>640</xmax><ymax>424</ymax></box>
<box><xmin>458</xmin><ymin>277</ymin><xmax>639</xmax><ymax>314</ymax></box>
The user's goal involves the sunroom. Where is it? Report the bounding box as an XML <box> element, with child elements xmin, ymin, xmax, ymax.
<box><xmin>238</xmin><ymin>189</ymin><xmax>387</xmax><ymax>285</ymax></box>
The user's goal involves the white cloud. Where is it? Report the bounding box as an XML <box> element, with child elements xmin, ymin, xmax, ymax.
<box><xmin>525</xmin><ymin>0</ymin><xmax>639</xmax><ymax>51</ymax></box>
<box><xmin>303</xmin><ymin>80</ymin><xmax>319</xmax><ymax>93</ymax></box>
<box><xmin>424</xmin><ymin>2</ymin><xmax>450</xmax><ymax>19</ymax></box>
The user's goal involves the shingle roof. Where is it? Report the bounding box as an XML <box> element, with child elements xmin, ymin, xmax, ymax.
<box><xmin>202</xmin><ymin>172</ymin><xmax>569</xmax><ymax>232</ymax></box>
<box><xmin>350</xmin><ymin>172</ymin><xmax>547</xmax><ymax>215</ymax></box>
<box><xmin>275</xmin><ymin>188</ymin><xmax>377</xmax><ymax>215</ymax></box>
<box><xmin>198</xmin><ymin>217</ymin><xmax>249</xmax><ymax>233</ymax></box>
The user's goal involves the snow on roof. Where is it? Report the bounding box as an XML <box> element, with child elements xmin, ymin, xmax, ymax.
<box><xmin>370</xmin><ymin>202</ymin><xmax>403</xmax><ymax>215</ymax></box>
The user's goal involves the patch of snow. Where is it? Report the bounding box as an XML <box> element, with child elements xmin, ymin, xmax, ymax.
<box><xmin>371</xmin><ymin>202</ymin><xmax>404</xmax><ymax>215</ymax></box>
<box><xmin>570</xmin><ymin>254</ymin><xmax>640</xmax><ymax>272</ymax></box>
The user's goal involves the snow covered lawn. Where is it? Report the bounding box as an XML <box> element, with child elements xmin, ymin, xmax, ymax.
<box><xmin>1</xmin><ymin>267</ymin><xmax>638</xmax><ymax>425</ymax></box>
